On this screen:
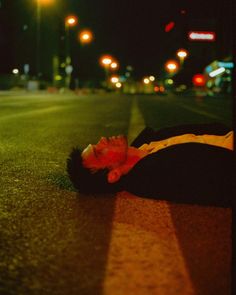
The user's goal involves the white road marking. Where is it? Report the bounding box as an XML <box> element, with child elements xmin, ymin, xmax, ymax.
<box><xmin>103</xmin><ymin>97</ymin><xmax>194</xmax><ymax>294</ymax></box>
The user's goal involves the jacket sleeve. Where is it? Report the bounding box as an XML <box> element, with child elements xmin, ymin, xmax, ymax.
<box><xmin>121</xmin><ymin>143</ymin><xmax>233</xmax><ymax>207</ymax></box>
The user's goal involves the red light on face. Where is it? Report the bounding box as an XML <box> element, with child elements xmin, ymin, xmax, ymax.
<box><xmin>165</xmin><ymin>21</ymin><xmax>175</xmax><ymax>32</ymax></box>
<box><xmin>192</xmin><ymin>74</ymin><xmax>205</xmax><ymax>87</ymax></box>
<box><xmin>188</xmin><ymin>31</ymin><xmax>216</xmax><ymax>42</ymax></box>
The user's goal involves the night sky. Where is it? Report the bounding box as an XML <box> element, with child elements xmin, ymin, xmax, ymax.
<box><xmin>0</xmin><ymin>0</ymin><xmax>233</xmax><ymax>82</ymax></box>
<box><xmin>68</xmin><ymin>0</ymin><xmax>233</xmax><ymax>77</ymax></box>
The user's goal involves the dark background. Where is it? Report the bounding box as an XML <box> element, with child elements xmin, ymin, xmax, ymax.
<box><xmin>0</xmin><ymin>0</ymin><xmax>234</xmax><ymax>84</ymax></box>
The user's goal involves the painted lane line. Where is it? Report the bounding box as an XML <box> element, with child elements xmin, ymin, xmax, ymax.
<box><xmin>103</xmin><ymin>97</ymin><xmax>194</xmax><ymax>294</ymax></box>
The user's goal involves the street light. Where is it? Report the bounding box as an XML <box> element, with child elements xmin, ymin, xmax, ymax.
<box><xmin>110</xmin><ymin>61</ymin><xmax>118</xmax><ymax>70</ymax></box>
<box><xmin>65</xmin><ymin>15</ymin><xmax>78</xmax><ymax>27</ymax></box>
<box><xmin>36</xmin><ymin>0</ymin><xmax>55</xmax><ymax>78</ymax></box>
<box><xmin>100</xmin><ymin>55</ymin><xmax>113</xmax><ymax>67</ymax></box>
<box><xmin>165</xmin><ymin>60</ymin><xmax>179</xmax><ymax>74</ymax></box>
<box><xmin>64</xmin><ymin>15</ymin><xmax>78</xmax><ymax>88</ymax></box>
<box><xmin>110</xmin><ymin>75</ymin><xmax>119</xmax><ymax>84</ymax></box>
<box><xmin>99</xmin><ymin>55</ymin><xmax>117</xmax><ymax>90</ymax></box>
<box><xmin>176</xmin><ymin>48</ymin><xmax>188</xmax><ymax>65</ymax></box>
<box><xmin>79</xmin><ymin>29</ymin><xmax>93</xmax><ymax>44</ymax></box>
<box><xmin>143</xmin><ymin>77</ymin><xmax>150</xmax><ymax>84</ymax></box>
<box><xmin>149</xmin><ymin>75</ymin><xmax>155</xmax><ymax>81</ymax></box>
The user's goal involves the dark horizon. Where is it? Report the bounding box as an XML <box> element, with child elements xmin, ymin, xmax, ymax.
<box><xmin>0</xmin><ymin>0</ymin><xmax>233</xmax><ymax>83</ymax></box>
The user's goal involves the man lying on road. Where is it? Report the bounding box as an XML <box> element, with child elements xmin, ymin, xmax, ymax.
<box><xmin>67</xmin><ymin>123</ymin><xmax>233</xmax><ymax>207</ymax></box>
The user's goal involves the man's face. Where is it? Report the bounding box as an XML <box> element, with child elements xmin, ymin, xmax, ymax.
<box><xmin>82</xmin><ymin>135</ymin><xmax>128</xmax><ymax>171</ymax></box>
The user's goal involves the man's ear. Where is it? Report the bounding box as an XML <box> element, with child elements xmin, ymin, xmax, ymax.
<box><xmin>107</xmin><ymin>169</ymin><xmax>121</xmax><ymax>183</ymax></box>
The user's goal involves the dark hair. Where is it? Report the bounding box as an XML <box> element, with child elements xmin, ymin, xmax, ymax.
<box><xmin>67</xmin><ymin>148</ymin><xmax>119</xmax><ymax>194</ymax></box>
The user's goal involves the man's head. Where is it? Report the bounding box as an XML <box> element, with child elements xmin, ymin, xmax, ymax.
<box><xmin>82</xmin><ymin>135</ymin><xmax>128</xmax><ymax>171</ymax></box>
<box><xmin>67</xmin><ymin>148</ymin><xmax>119</xmax><ymax>194</ymax></box>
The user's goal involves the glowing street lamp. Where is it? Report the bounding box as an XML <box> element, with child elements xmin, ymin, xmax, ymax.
<box><xmin>65</xmin><ymin>15</ymin><xmax>78</xmax><ymax>27</ymax></box>
<box><xmin>64</xmin><ymin>15</ymin><xmax>78</xmax><ymax>88</ymax></box>
<box><xmin>36</xmin><ymin>0</ymin><xmax>55</xmax><ymax>78</ymax></box>
<box><xmin>99</xmin><ymin>55</ymin><xmax>114</xmax><ymax>90</ymax></box>
<box><xmin>79</xmin><ymin>29</ymin><xmax>93</xmax><ymax>44</ymax></box>
<box><xmin>149</xmin><ymin>75</ymin><xmax>155</xmax><ymax>82</ymax></box>
<box><xmin>110</xmin><ymin>62</ymin><xmax>118</xmax><ymax>70</ymax></box>
<box><xmin>110</xmin><ymin>76</ymin><xmax>119</xmax><ymax>84</ymax></box>
<box><xmin>100</xmin><ymin>55</ymin><xmax>113</xmax><ymax>67</ymax></box>
<box><xmin>176</xmin><ymin>49</ymin><xmax>188</xmax><ymax>65</ymax></box>
<box><xmin>165</xmin><ymin>60</ymin><xmax>179</xmax><ymax>74</ymax></box>
<box><xmin>143</xmin><ymin>77</ymin><xmax>150</xmax><ymax>84</ymax></box>
<box><xmin>115</xmin><ymin>82</ymin><xmax>122</xmax><ymax>88</ymax></box>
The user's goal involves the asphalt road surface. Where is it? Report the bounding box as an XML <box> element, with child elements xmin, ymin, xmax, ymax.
<box><xmin>0</xmin><ymin>91</ymin><xmax>232</xmax><ymax>295</ymax></box>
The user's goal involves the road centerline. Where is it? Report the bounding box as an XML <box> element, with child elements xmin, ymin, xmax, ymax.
<box><xmin>103</xmin><ymin>96</ymin><xmax>194</xmax><ymax>294</ymax></box>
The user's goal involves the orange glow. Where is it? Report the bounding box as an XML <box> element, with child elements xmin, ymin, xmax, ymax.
<box><xmin>177</xmin><ymin>49</ymin><xmax>188</xmax><ymax>58</ymax></box>
<box><xmin>110</xmin><ymin>76</ymin><xmax>119</xmax><ymax>83</ymax></box>
<box><xmin>110</xmin><ymin>62</ymin><xmax>118</xmax><ymax>69</ymax></box>
<box><xmin>154</xmin><ymin>86</ymin><xmax>159</xmax><ymax>92</ymax></box>
<box><xmin>65</xmin><ymin>15</ymin><xmax>78</xmax><ymax>27</ymax></box>
<box><xmin>79</xmin><ymin>30</ymin><xmax>93</xmax><ymax>43</ymax></box>
<box><xmin>100</xmin><ymin>55</ymin><xmax>113</xmax><ymax>67</ymax></box>
<box><xmin>37</xmin><ymin>0</ymin><xmax>54</xmax><ymax>4</ymax></box>
<box><xmin>160</xmin><ymin>86</ymin><xmax>165</xmax><ymax>92</ymax></box>
<box><xmin>165</xmin><ymin>60</ymin><xmax>179</xmax><ymax>73</ymax></box>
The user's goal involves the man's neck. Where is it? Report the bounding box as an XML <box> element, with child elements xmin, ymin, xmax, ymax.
<box><xmin>107</xmin><ymin>147</ymin><xmax>148</xmax><ymax>183</ymax></box>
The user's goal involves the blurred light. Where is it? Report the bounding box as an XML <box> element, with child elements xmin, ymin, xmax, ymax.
<box><xmin>188</xmin><ymin>31</ymin><xmax>215</xmax><ymax>42</ymax></box>
<box><xmin>165</xmin><ymin>21</ymin><xmax>175</xmax><ymax>32</ymax></box>
<box><xmin>167</xmin><ymin>79</ymin><xmax>174</xmax><ymax>85</ymax></box>
<box><xmin>110</xmin><ymin>76</ymin><xmax>119</xmax><ymax>83</ymax></box>
<box><xmin>180</xmin><ymin>9</ymin><xmax>186</xmax><ymax>14</ymax></box>
<box><xmin>149</xmin><ymin>76</ymin><xmax>155</xmax><ymax>81</ymax></box>
<box><xmin>209</xmin><ymin>67</ymin><xmax>225</xmax><ymax>77</ymax></box>
<box><xmin>37</xmin><ymin>0</ymin><xmax>54</xmax><ymax>4</ymax></box>
<box><xmin>165</xmin><ymin>60</ymin><xmax>179</xmax><ymax>73</ymax></box>
<box><xmin>119</xmin><ymin>76</ymin><xmax>126</xmax><ymax>82</ymax></box>
<box><xmin>205</xmin><ymin>65</ymin><xmax>213</xmax><ymax>73</ymax></box>
<box><xmin>65</xmin><ymin>15</ymin><xmax>78</xmax><ymax>27</ymax></box>
<box><xmin>143</xmin><ymin>78</ymin><xmax>150</xmax><ymax>84</ymax></box>
<box><xmin>79</xmin><ymin>30</ymin><xmax>93</xmax><ymax>43</ymax></box>
<box><xmin>100</xmin><ymin>55</ymin><xmax>113</xmax><ymax>67</ymax></box>
<box><xmin>177</xmin><ymin>49</ymin><xmax>188</xmax><ymax>58</ymax></box>
<box><xmin>154</xmin><ymin>86</ymin><xmax>159</xmax><ymax>92</ymax></box>
<box><xmin>115</xmin><ymin>82</ymin><xmax>122</xmax><ymax>88</ymax></box>
<box><xmin>110</xmin><ymin>62</ymin><xmax>118</xmax><ymax>69</ymax></box>
<box><xmin>126</xmin><ymin>65</ymin><xmax>133</xmax><ymax>71</ymax></box>
<box><xmin>159</xmin><ymin>86</ymin><xmax>165</xmax><ymax>92</ymax></box>
<box><xmin>60</xmin><ymin>63</ymin><xmax>66</xmax><ymax>68</ymax></box>
<box><xmin>125</xmin><ymin>72</ymin><xmax>130</xmax><ymax>77</ymax></box>
<box><xmin>192</xmin><ymin>74</ymin><xmax>206</xmax><ymax>86</ymax></box>
<box><xmin>218</xmin><ymin>62</ymin><xmax>234</xmax><ymax>69</ymax></box>
<box><xmin>12</xmin><ymin>69</ymin><xmax>19</xmax><ymax>74</ymax></box>
<box><xmin>55</xmin><ymin>75</ymin><xmax>62</xmax><ymax>81</ymax></box>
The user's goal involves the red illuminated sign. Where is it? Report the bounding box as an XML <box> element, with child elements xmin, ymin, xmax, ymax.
<box><xmin>192</xmin><ymin>74</ymin><xmax>206</xmax><ymax>87</ymax></box>
<box><xmin>188</xmin><ymin>31</ymin><xmax>216</xmax><ymax>42</ymax></box>
<box><xmin>165</xmin><ymin>22</ymin><xmax>175</xmax><ymax>32</ymax></box>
